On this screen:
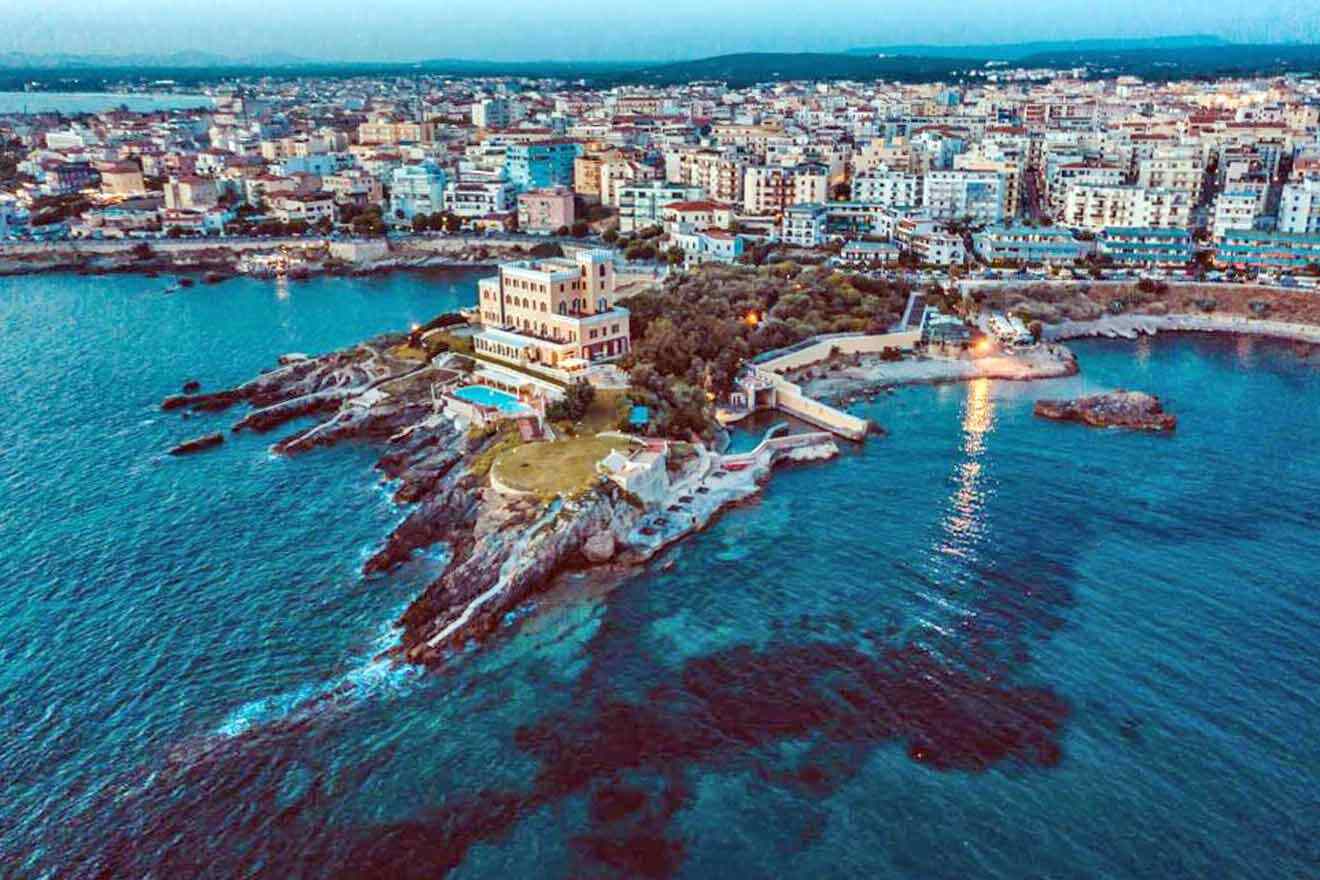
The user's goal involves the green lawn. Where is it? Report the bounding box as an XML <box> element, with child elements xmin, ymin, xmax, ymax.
<box><xmin>492</xmin><ymin>435</ymin><xmax>636</xmax><ymax>497</ymax></box>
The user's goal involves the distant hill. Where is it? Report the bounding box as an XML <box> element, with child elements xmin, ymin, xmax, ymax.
<box><xmin>2</xmin><ymin>40</ymin><xmax>1320</xmax><ymax>93</ymax></box>
<box><xmin>0</xmin><ymin>50</ymin><xmax>310</xmax><ymax>69</ymax></box>
<box><xmin>847</xmin><ymin>35</ymin><xmax>1230</xmax><ymax>60</ymax></box>
<box><xmin>618</xmin><ymin>52</ymin><xmax>974</xmax><ymax>86</ymax></box>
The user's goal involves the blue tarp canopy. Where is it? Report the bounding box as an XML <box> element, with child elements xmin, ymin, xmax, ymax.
<box><xmin>628</xmin><ymin>405</ymin><xmax>650</xmax><ymax>426</ymax></box>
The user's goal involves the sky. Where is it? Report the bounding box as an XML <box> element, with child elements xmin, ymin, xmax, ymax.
<box><xmin>5</xmin><ymin>0</ymin><xmax>1320</xmax><ymax>62</ymax></box>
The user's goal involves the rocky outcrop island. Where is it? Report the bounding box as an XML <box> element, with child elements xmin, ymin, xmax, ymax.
<box><xmin>1034</xmin><ymin>390</ymin><xmax>1177</xmax><ymax>432</ymax></box>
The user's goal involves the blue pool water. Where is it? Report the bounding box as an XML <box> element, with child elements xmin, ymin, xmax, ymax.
<box><xmin>453</xmin><ymin>383</ymin><xmax>532</xmax><ymax>414</ymax></box>
<box><xmin>2</xmin><ymin>274</ymin><xmax>1319</xmax><ymax>878</ymax></box>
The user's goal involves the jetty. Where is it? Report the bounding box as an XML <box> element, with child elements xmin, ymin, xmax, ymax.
<box><xmin>720</xmin><ymin>330</ymin><xmax>921</xmax><ymax>441</ymax></box>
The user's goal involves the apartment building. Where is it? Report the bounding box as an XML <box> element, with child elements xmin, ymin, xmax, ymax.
<box><xmin>98</xmin><ymin>161</ymin><xmax>146</xmax><ymax>197</ymax></box>
<box><xmin>1137</xmin><ymin>147</ymin><xmax>1204</xmax><ymax>203</ymax></box>
<box><xmin>1278</xmin><ymin>177</ymin><xmax>1320</xmax><ymax>236</ymax></box>
<box><xmin>780</xmin><ymin>204</ymin><xmax>827</xmax><ymax>247</ymax></box>
<box><xmin>973</xmin><ymin>225</ymin><xmax>1091</xmax><ymax>264</ymax></box>
<box><xmin>445</xmin><ymin>181</ymin><xmax>516</xmax><ymax>217</ymax></box>
<box><xmin>389</xmin><ymin>162</ymin><xmax>447</xmax><ymax>220</ymax></box>
<box><xmin>516</xmin><ymin>187</ymin><xmax>575</xmax><ymax>233</ymax></box>
<box><xmin>474</xmin><ymin>250</ymin><xmax>631</xmax><ymax>369</ymax></box>
<box><xmin>665</xmin><ymin>148</ymin><xmax>744</xmax><ymax>205</ymax></box>
<box><xmin>472</xmin><ymin>98</ymin><xmax>514</xmax><ymax>130</ymax></box>
<box><xmin>953</xmin><ymin>155</ymin><xmax>1023</xmax><ymax>218</ymax></box>
<box><xmin>671</xmin><ymin>226</ymin><xmax>745</xmax><ymax>264</ymax></box>
<box><xmin>850</xmin><ymin>168</ymin><xmax>920</xmax><ymax>208</ymax></box>
<box><xmin>357</xmin><ymin>117</ymin><xmax>435</xmax><ymax>145</ymax></box>
<box><xmin>1062</xmin><ymin>185</ymin><xmax>1191</xmax><ymax>232</ymax></box>
<box><xmin>163</xmin><ymin>175</ymin><xmax>219</xmax><ymax>212</ymax></box>
<box><xmin>1217</xmin><ymin>230</ymin><xmax>1320</xmax><ymax>269</ymax></box>
<box><xmin>661</xmin><ymin>200</ymin><xmax>735</xmax><ymax>235</ymax></box>
<box><xmin>742</xmin><ymin>163</ymin><xmax>829</xmax><ymax>216</ymax></box>
<box><xmin>922</xmin><ymin>170</ymin><xmax>1007</xmax><ymax>224</ymax></box>
<box><xmin>1098</xmin><ymin>227</ymin><xmax>1194</xmax><ymax>267</ymax></box>
<box><xmin>271</xmin><ymin>191</ymin><xmax>335</xmax><ymax>224</ymax></box>
<box><xmin>1212</xmin><ymin>191</ymin><xmax>1261</xmax><ymax>240</ymax></box>
<box><xmin>599</xmin><ymin>157</ymin><xmax>658</xmax><ymax>207</ymax></box>
<box><xmin>506</xmin><ymin>141</ymin><xmax>581</xmax><ymax>192</ymax></box>
<box><xmin>323</xmin><ymin>168</ymin><xmax>384</xmax><ymax>208</ymax></box>
<box><xmin>1043</xmin><ymin>161</ymin><xmax>1123</xmax><ymax>218</ymax></box>
<box><xmin>911</xmin><ymin>232</ymin><xmax>966</xmax><ymax>266</ymax></box>
<box><xmin>616</xmin><ymin>181</ymin><xmax>703</xmax><ymax>233</ymax></box>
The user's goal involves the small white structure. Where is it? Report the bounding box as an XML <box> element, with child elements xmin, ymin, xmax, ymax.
<box><xmin>598</xmin><ymin>442</ymin><xmax>670</xmax><ymax>504</ymax></box>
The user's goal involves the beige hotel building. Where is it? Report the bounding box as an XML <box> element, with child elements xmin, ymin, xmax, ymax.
<box><xmin>474</xmin><ymin>250</ymin><xmax>631</xmax><ymax>371</ymax></box>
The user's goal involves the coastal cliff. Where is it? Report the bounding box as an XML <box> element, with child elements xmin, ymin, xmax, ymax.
<box><xmin>163</xmin><ymin>336</ymin><xmax>836</xmax><ymax>667</ymax></box>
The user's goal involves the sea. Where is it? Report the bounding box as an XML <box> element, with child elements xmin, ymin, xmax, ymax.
<box><xmin>0</xmin><ymin>91</ymin><xmax>214</xmax><ymax>115</ymax></box>
<box><xmin>2</xmin><ymin>271</ymin><xmax>1318</xmax><ymax>879</ymax></box>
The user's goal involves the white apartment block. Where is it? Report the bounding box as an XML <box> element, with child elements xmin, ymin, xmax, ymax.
<box><xmin>1044</xmin><ymin>162</ymin><xmax>1124</xmax><ymax>218</ymax></box>
<box><xmin>1062</xmin><ymin>185</ymin><xmax>1192</xmax><ymax>232</ymax></box>
<box><xmin>616</xmin><ymin>182</ymin><xmax>704</xmax><ymax>233</ymax></box>
<box><xmin>850</xmin><ymin>168</ymin><xmax>921</xmax><ymax>208</ymax></box>
<box><xmin>922</xmin><ymin>170</ymin><xmax>1007</xmax><ymax>224</ymax></box>
<box><xmin>1278</xmin><ymin>178</ymin><xmax>1320</xmax><ymax>236</ymax></box>
<box><xmin>912</xmin><ymin>232</ymin><xmax>966</xmax><ymax>266</ymax></box>
<box><xmin>1212</xmin><ymin>191</ymin><xmax>1261</xmax><ymax>240</ymax></box>
<box><xmin>1137</xmin><ymin>147</ymin><xmax>1203</xmax><ymax>202</ymax></box>
<box><xmin>472</xmin><ymin>98</ymin><xmax>514</xmax><ymax>129</ymax></box>
<box><xmin>445</xmin><ymin>180</ymin><xmax>515</xmax><ymax>217</ymax></box>
<box><xmin>780</xmin><ymin>204</ymin><xmax>826</xmax><ymax>247</ymax></box>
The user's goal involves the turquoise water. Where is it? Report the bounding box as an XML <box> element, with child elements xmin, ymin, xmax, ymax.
<box><xmin>2</xmin><ymin>274</ymin><xmax>1319</xmax><ymax>878</ymax></box>
<box><xmin>453</xmin><ymin>384</ymin><xmax>532</xmax><ymax>414</ymax></box>
<box><xmin>0</xmin><ymin>91</ymin><xmax>214</xmax><ymax>114</ymax></box>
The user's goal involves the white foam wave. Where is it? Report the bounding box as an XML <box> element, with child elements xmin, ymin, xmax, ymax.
<box><xmin>214</xmin><ymin>612</ymin><xmax>421</xmax><ymax>738</ymax></box>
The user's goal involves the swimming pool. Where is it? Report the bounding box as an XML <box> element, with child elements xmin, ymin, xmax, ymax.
<box><xmin>451</xmin><ymin>384</ymin><xmax>532</xmax><ymax>415</ymax></box>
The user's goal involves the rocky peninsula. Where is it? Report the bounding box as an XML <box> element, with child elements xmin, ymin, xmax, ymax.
<box><xmin>1034</xmin><ymin>390</ymin><xmax>1177</xmax><ymax>432</ymax></box>
<box><xmin>796</xmin><ymin>343</ymin><xmax>1079</xmax><ymax>406</ymax></box>
<box><xmin>161</xmin><ymin>332</ymin><xmax>836</xmax><ymax>667</ymax></box>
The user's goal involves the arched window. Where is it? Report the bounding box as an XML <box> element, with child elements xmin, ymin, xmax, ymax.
<box><xmin>597</xmin><ymin>297</ymin><xmax>607</xmax><ymax>312</ymax></box>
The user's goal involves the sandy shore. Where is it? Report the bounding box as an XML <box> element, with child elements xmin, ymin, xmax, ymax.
<box><xmin>1044</xmin><ymin>313</ymin><xmax>1320</xmax><ymax>345</ymax></box>
<box><xmin>798</xmin><ymin>344</ymin><xmax>1079</xmax><ymax>403</ymax></box>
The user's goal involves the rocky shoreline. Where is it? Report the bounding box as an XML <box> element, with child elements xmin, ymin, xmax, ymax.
<box><xmin>1034</xmin><ymin>390</ymin><xmax>1177</xmax><ymax>432</ymax></box>
<box><xmin>796</xmin><ymin>343</ymin><xmax>1079</xmax><ymax>406</ymax></box>
<box><xmin>1044</xmin><ymin>313</ymin><xmax>1320</xmax><ymax>346</ymax></box>
<box><xmin>161</xmin><ymin>338</ymin><xmax>836</xmax><ymax>667</ymax></box>
<box><xmin>0</xmin><ymin>234</ymin><xmax>601</xmax><ymax>281</ymax></box>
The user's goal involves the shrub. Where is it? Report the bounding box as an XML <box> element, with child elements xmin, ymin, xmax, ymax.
<box><xmin>546</xmin><ymin>379</ymin><xmax>596</xmax><ymax>422</ymax></box>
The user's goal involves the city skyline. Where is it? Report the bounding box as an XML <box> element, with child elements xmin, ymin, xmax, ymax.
<box><xmin>8</xmin><ymin>0</ymin><xmax>1320</xmax><ymax>63</ymax></box>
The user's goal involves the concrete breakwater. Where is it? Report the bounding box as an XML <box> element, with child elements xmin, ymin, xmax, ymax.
<box><xmin>1045</xmin><ymin>313</ymin><xmax>1320</xmax><ymax>345</ymax></box>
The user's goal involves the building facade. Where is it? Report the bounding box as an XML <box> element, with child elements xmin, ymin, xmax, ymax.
<box><xmin>474</xmin><ymin>250</ymin><xmax>631</xmax><ymax>369</ymax></box>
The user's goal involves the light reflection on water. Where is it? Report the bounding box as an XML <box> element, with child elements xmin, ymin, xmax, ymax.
<box><xmin>943</xmin><ymin>377</ymin><xmax>995</xmax><ymax>549</ymax></box>
<box><xmin>1235</xmin><ymin>334</ymin><xmax>1257</xmax><ymax>368</ymax></box>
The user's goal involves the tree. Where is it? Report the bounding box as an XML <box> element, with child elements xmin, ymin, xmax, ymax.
<box><xmin>666</xmin><ymin>245</ymin><xmax>686</xmax><ymax>266</ymax></box>
<box><xmin>602</xmin><ymin>228</ymin><xmax>619</xmax><ymax>244</ymax></box>
<box><xmin>555</xmin><ymin>225</ymin><xmax>570</xmax><ymax>237</ymax></box>
<box><xmin>412</xmin><ymin>214</ymin><xmax>430</xmax><ymax>233</ymax></box>
<box><xmin>443</xmin><ymin>213</ymin><xmax>463</xmax><ymax>234</ymax></box>
<box><xmin>546</xmin><ymin>379</ymin><xmax>596</xmax><ymax>421</ymax></box>
<box><xmin>570</xmin><ymin>220</ymin><xmax>589</xmax><ymax>238</ymax></box>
